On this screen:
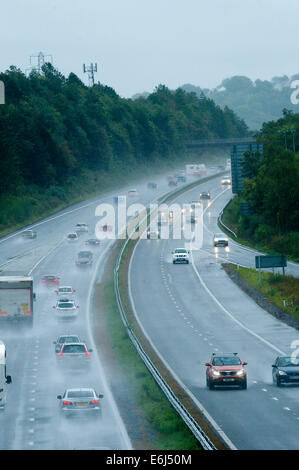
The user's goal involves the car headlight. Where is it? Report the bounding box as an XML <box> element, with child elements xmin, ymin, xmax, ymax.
<box><xmin>235</xmin><ymin>369</ymin><xmax>245</xmax><ymax>376</ymax></box>
<box><xmin>214</xmin><ymin>238</ymin><xmax>218</xmax><ymax>242</ymax></box>
<box><xmin>212</xmin><ymin>370</ymin><xmax>221</xmax><ymax>376</ymax></box>
<box><xmin>278</xmin><ymin>370</ymin><xmax>287</xmax><ymax>376</ymax></box>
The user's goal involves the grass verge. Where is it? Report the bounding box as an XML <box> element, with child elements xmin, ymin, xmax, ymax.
<box><xmin>223</xmin><ymin>263</ymin><xmax>299</xmax><ymax>325</ymax></box>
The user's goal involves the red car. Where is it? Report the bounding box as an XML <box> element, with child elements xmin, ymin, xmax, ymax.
<box><xmin>205</xmin><ymin>352</ymin><xmax>247</xmax><ymax>390</ymax></box>
<box><xmin>42</xmin><ymin>274</ymin><xmax>60</xmax><ymax>286</ymax></box>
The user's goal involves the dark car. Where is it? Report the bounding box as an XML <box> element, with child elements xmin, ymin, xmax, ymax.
<box><xmin>200</xmin><ymin>191</ymin><xmax>211</xmax><ymax>199</ymax></box>
<box><xmin>21</xmin><ymin>229</ymin><xmax>37</xmax><ymax>239</ymax></box>
<box><xmin>77</xmin><ymin>251</ymin><xmax>93</xmax><ymax>260</ymax></box>
<box><xmin>147</xmin><ymin>182</ymin><xmax>157</xmax><ymax>189</ymax></box>
<box><xmin>272</xmin><ymin>356</ymin><xmax>299</xmax><ymax>386</ymax></box>
<box><xmin>168</xmin><ymin>179</ymin><xmax>178</xmax><ymax>187</ymax></box>
<box><xmin>76</xmin><ymin>255</ymin><xmax>92</xmax><ymax>266</ymax></box>
<box><xmin>42</xmin><ymin>274</ymin><xmax>60</xmax><ymax>286</ymax></box>
<box><xmin>206</xmin><ymin>352</ymin><xmax>247</xmax><ymax>390</ymax></box>
<box><xmin>85</xmin><ymin>239</ymin><xmax>100</xmax><ymax>246</ymax></box>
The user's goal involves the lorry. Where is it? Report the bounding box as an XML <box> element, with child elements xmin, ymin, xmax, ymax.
<box><xmin>0</xmin><ymin>275</ymin><xmax>35</xmax><ymax>326</ymax></box>
<box><xmin>185</xmin><ymin>164</ymin><xmax>207</xmax><ymax>177</ymax></box>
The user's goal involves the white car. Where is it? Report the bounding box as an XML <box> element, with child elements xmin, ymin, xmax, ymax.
<box><xmin>75</xmin><ymin>223</ymin><xmax>89</xmax><ymax>233</ymax></box>
<box><xmin>146</xmin><ymin>229</ymin><xmax>160</xmax><ymax>239</ymax></box>
<box><xmin>53</xmin><ymin>299</ymin><xmax>79</xmax><ymax>320</ymax></box>
<box><xmin>172</xmin><ymin>248</ymin><xmax>190</xmax><ymax>264</ymax></box>
<box><xmin>221</xmin><ymin>176</ymin><xmax>231</xmax><ymax>185</ymax></box>
<box><xmin>213</xmin><ymin>233</ymin><xmax>229</xmax><ymax>247</ymax></box>
<box><xmin>56</xmin><ymin>286</ymin><xmax>76</xmax><ymax>296</ymax></box>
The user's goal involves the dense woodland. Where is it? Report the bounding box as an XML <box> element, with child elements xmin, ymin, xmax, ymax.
<box><xmin>178</xmin><ymin>75</ymin><xmax>299</xmax><ymax>130</ymax></box>
<box><xmin>0</xmin><ymin>64</ymin><xmax>247</xmax><ymax>231</ymax></box>
<box><xmin>227</xmin><ymin>110</ymin><xmax>299</xmax><ymax>259</ymax></box>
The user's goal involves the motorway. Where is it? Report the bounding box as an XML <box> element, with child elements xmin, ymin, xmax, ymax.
<box><xmin>0</xmin><ymin>168</ymin><xmax>207</xmax><ymax>450</ymax></box>
<box><xmin>130</xmin><ymin>174</ymin><xmax>299</xmax><ymax>450</ymax></box>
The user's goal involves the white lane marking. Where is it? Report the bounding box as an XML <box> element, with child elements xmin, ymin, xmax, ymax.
<box><xmin>272</xmin><ymin>397</ymin><xmax>279</xmax><ymax>401</ymax></box>
<box><xmin>283</xmin><ymin>407</ymin><xmax>291</xmax><ymax>411</ymax></box>
<box><xmin>262</xmin><ymin>388</ymin><xmax>268</xmax><ymax>392</ymax></box>
<box><xmin>190</xmin><ymin>251</ymin><xmax>286</xmax><ymax>356</ymax></box>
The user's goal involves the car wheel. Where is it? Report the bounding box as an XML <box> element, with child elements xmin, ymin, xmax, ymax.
<box><xmin>186</xmin><ymin>260</ymin><xmax>189</xmax><ymax>264</ymax></box>
<box><xmin>173</xmin><ymin>261</ymin><xmax>176</xmax><ymax>264</ymax></box>
<box><xmin>207</xmin><ymin>377</ymin><xmax>214</xmax><ymax>390</ymax></box>
<box><xmin>241</xmin><ymin>380</ymin><xmax>247</xmax><ymax>390</ymax></box>
<box><xmin>276</xmin><ymin>376</ymin><xmax>281</xmax><ymax>387</ymax></box>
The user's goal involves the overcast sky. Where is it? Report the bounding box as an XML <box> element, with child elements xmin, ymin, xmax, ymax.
<box><xmin>1</xmin><ymin>0</ymin><xmax>298</xmax><ymax>97</ymax></box>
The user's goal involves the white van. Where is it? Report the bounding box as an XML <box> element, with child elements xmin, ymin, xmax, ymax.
<box><xmin>0</xmin><ymin>341</ymin><xmax>12</xmax><ymax>409</ymax></box>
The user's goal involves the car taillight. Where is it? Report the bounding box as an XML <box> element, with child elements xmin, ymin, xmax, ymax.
<box><xmin>56</xmin><ymin>308</ymin><xmax>58</xmax><ymax>311</ymax></box>
<box><xmin>42</xmin><ymin>279</ymin><xmax>46</xmax><ymax>282</ymax></box>
<box><xmin>89</xmin><ymin>400</ymin><xmax>99</xmax><ymax>405</ymax></box>
<box><xmin>85</xmin><ymin>351</ymin><xmax>90</xmax><ymax>357</ymax></box>
<box><xmin>58</xmin><ymin>351</ymin><xmax>63</xmax><ymax>358</ymax></box>
<box><xmin>63</xmin><ymin>401</ymin><xmax>72</xmax><ymax>405</ymax></box>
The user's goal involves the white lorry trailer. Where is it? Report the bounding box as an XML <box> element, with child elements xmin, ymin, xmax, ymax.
<box><xmin>0</xmin><ymin>275</ymin><xmax>35</xmax><ymax>326</ymax></box>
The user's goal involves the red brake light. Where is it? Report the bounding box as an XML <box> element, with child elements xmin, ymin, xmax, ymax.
<box><xmin>63</xmin><ymin>400</ymin><xmax>72</xmax><ymax>405</ymax></box>
<box><xmin>89</xmin><ymin>400</ymin><xmax>99</xmax><ymax>405</ymax></box>
<box><xmin>85</xmin><ymin>351</ymin><xmax>90</xmax><ymax>357</ymax></box>
<box><xmin>58</xmin><ymin>351</ymin><xmax>63</xmax><ymax>358</ymax></box>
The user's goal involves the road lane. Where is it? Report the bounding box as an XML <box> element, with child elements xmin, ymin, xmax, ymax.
<box><xmin>129</xmin><ymin>175</ymin><xmax>299</xmax><ymax>449</ymax></box>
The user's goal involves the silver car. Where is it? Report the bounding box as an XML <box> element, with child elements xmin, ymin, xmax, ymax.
<box><xmin>56</xmin><ymin>343</ymin><xmax>93</xmax><ymax>367</ymax></box>
<box><xmin>57</xmin><ymin>388</ymin><xmax>104</xmax><ymax>417</ymax></box>
<box><xmin>53</xmin><ymin>299</ymin><xmax>79</xmax><ymax>320</ymax></box>
<box><xmin>53</xmin><ymin>335</ymin><xmax>82</xmax><ymax>353</ymax></box>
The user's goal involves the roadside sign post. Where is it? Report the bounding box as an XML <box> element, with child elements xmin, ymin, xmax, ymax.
<box><xmin>255</xmin><ymin>255</ymin><xmax>287</xmax><ymax>286</ymax></box>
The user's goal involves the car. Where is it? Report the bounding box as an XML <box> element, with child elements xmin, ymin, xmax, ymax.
<box><xmin>147</xmin><ymin>182</ymin><xmax>157</xmax><ymax>189</ymax></box>
<box><xmin>177</xmin><ymin>174</ymin><xmax>186</xmax><ymax>182</ymax></box>
<box><xmin>53</xmin><ymin>335</ymin><xmax>82</xmax><ymax>353</ymax></box>
<box><xmin>76</xmin><ymin>255</ymin><xmax>92</xmax><ymax>266</ymax></box>
<box><xmin>57</xmin><ymin>388</ymin><xmax>104</xmax><ymax>418</ymax></box>
<box><xmin>200</xmin><ymin>191</ymin><xmax>211</xmax><ymax>199</ymax></box>
<box><xmin>54</xmin><ymin>299</ymin><xmax>79</xmax><ymax>319</ymax></box>
<box><xmin>66</xmin><ymin>232</ymin><xmax>79</xmax><ymax>241</ymax></box>
<box><xmin>146</xmin><ymin>229</ymin><xmax>160</xmax><ymax>239</ymax></box>
<box><xmin>42</xmin><ymin>274</ymin><xmax>60</xmax><ymax>286</ymax></box>
<box><xmin>172</xmin><ymin>248</ymin><xmax>190</xmax><ymax>264</ymax></box>
<box><xmin>56</xmin><ymin>343</ymin><xmax>93</xmax><ymax>367</ymax></box>
<box><xmin>221</xmin><ymin>176</ymin><xmax>231</xmax><ymax>185</ymax></box>
<box><xmin>206</xmin><ymin>353</ymin><xmax>247</xmax><ymax>390</ymax></box>
<box><xmin>190</xmin><ymin>213</ymin><xmax>198</xmax><ymax>224</ymax></box>
<box><xmin>85</xmin><ymin>239</ymin><xmax>100</xmax><ymax>246</ymax></box>
<box><xmin>217</xmin><ymin>165</ymin><xmax>225</xmax><ymax>171</ymax></box>
<box><xmin>77</xmin><ymin>251</ymin><xmax>93</xmax><ymax>260</ymax></box>
<box><xmin>168</xmin><ymin>179</ymin><xmax>178</xmax><ymax>187</ymax></box>
<box><xmin>100</xmin><ymin>224</ymin><xmax>113</xmax><ymax>232</ymax></box>
<box><xmin>213</xmin><ymin>233</ymin><xmax>229</xmax><ymax>247</ymax></box>
<box><xmin>75</xmin><ymin>223</ymin><xmax>89</xmax><ymax>233</ymax></box>
<box><xmin>166</xmin><ymin>175</ymin><xmax>174</xmax><ymax>181</ymax></box>
<box><xmin>21</xmin><ymin>229</ymin><xmax>37</xmax><ymax>239</ymax></box>
<box><xmin>128</xmin><ymin>189</ymin><xmax>138</xmax><ymax>197</ymax></box>
<box><xmin>272</xmin><ymin>356</ymin><xmax>299</xmax><ymax>386</ymax></box>
<box><xmin>56</xmin><ymin>286</ymin><xmax>75</xmax><ymax>296</ymax></box>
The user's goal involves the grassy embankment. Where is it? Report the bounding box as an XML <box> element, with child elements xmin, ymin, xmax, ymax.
<box><xmin>225</xmin><ymin>263</ymin><xmax>299</xmax><ymax>323</ymax></box>
<box><xmin>221</xmin><ymin>196</ymin><xmax>299</xmax><ymax>262</ymax></box>
<box><xmin>0</xmin><ymin>148</ymin><xmax>227</xmax><ymax>238</ymax></box>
